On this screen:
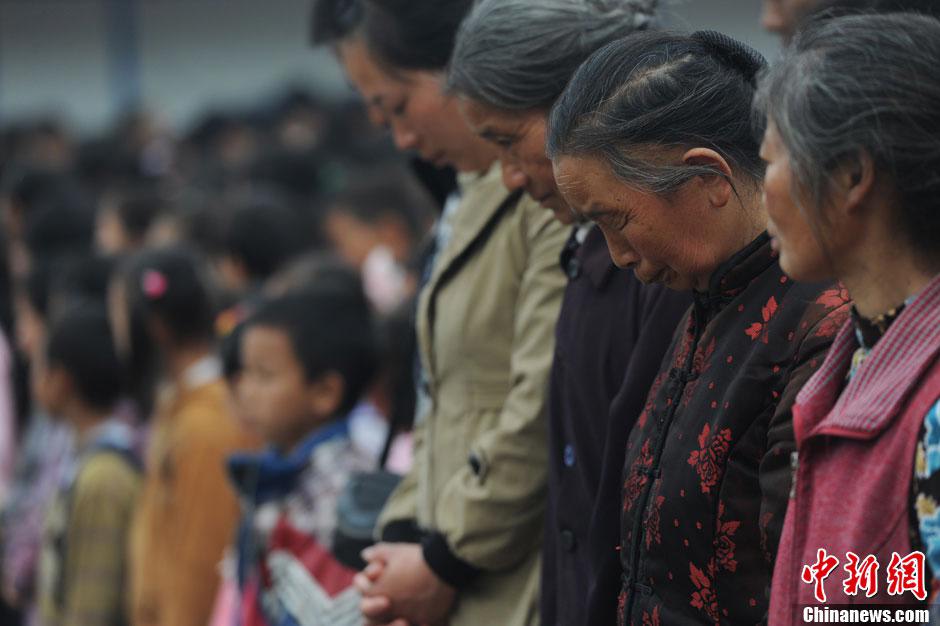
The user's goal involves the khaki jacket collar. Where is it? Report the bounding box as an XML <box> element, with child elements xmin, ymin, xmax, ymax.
<box><xmin>425</xmin><ymin>164</ymin><xmax>514</xmax><ymax>292</ymax></box>
<box><xmin>417</xmin><ymin>163</ymin><xmax>518</xmax><ymax>385</ymax></box>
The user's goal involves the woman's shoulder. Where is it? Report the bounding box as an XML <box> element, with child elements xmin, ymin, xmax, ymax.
<box><xmin>780</xmin><ymin>281</ymin><xmax>853</xmax><ymax>349</ymax></box>
<box><xmin>460</xmin><ymin>163</ymin><xmax>568</xmax><ymax>264</ymax></box>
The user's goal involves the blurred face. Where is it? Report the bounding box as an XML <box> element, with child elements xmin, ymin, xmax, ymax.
<box><xmin>1</xmin><ymin>197</ymin><xmax>20</xmax><ymax>241</ymax></box>
<box><xmin>461</xmin><ymin>100</ymin><xmax>576</xmax><ymax>225</ymax></box>
<box><xmin>761</xmin><ymin>0</ymin><xmax>821</xmax><ymax>40</ymax></box>
<box><xmin>107</xmin><ymin>278</ymin><xmax>131</xmax><ymax>363</ymax></box>
<box><xmin>337</xmin><ymin>37</ymin><xmax>496</xmax><ymax>173</ymax></box>
<box><xmin>238</xmin><ymin>325</ymin><xmax>337</xmax><ymax>451</ymax></box>
<box><xmin>145</xmin><ymin>214</ymin><xmax>183</xmax><ymax>248</ymax></box>
<box><xmin>554</xmin><ymin>154</ymin><xmax>733</xmax><ymax>291</ymax></box>
<box><xmin>322</xmin><ymin>209</ymin><xmax>381</xmax><ymax>269</ymax></box>
<box><xmin>14</xmin><ymin>293</ymin><xmax>46</xmax><ymax>362</ymax></box>
<box><xmin>760</xmin><ymin>122</ymin><xmax>833</xmax><ymax>281</ymax></box>
<box><xmin>30</xmin><ymin>347</ymin><xmax>67</xmax><ymax>417</ymax></box>
<box><xmin>96</xmin><ymin>206</ymin><xmax>132</xmax><ymax>255</ymax></box>
<box><xmin>212</xmin><ymin>255</ymin><xmax>250</xmax><ymax>296</ymax></box>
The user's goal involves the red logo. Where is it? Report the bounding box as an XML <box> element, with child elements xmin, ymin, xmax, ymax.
<box><xmin>886</xmin><ymin>551</ymin><xmax>928</xmax><ymax>601</ymax></box>
<box><xmin>800</xmin><ymin>550</ymin><xmax>928</xmax><ymax>603</ymax></box>
<box><xmin>801</xmin><ymin>549</ymin><xmax>840</xmax><ymax>603</ymax></box>
<box><xmin>843</xmin><ymin>552</ymin><xmax>879</xmax><ymax>598</ymax></box>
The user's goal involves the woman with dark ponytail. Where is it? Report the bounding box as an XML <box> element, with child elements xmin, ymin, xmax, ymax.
<box><xmin>312</xmin><ymin>1</ymin><xmax>567</xmax><ymax>624</ymax></box>
<box><xmin>547</xmin><ymin>31</ymin><xmax>851</xmax><ymax>624</ymax></box>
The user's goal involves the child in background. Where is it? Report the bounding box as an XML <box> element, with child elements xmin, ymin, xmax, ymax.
<box><xmin>211</xmin><ymin>194</ymin><xmax>306</xmax><ymax>399</ymax></box>
<box><xmin>110</xmin><ymin>247</ymin><xmax>259</xmax><ymax>626</ymax></box>
<box><xmin>208</xmin><ymin>193</ymin><xmax>304</xmax><ymax>301</ymax></box>
<box><xmin>220</xmin><ymin>287</ymin><xmax>379</xmax><ymax>626</ymax></box>
<box><xmin>321</xmin><ymin>170</ymin><xmax>435</xmax><ymax>314</ymax></box>
<box><xmin>2</xmin><ymin>259</ymin><xmax>77</xmax><ymax>624</ymax></box>
<box><xmin>33</xmin><ymin>304</ymin><xmax>140</xmax><ymax>626</ymax></box>
<box><xmin>263</xmin><ymin>253</ymin><xmax>414</xmax><ymax>472</ymax></box>
<box><xmin>95</xmin><ymin>188</ymin><xmax>164</xmax><ymax>256</ymax></box>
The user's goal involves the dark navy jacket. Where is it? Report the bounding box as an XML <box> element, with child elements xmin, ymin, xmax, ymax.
<box><xmin>541</xmin><ymin>225</ymin><xmax>690</xmax><ymax>625</ymax></box>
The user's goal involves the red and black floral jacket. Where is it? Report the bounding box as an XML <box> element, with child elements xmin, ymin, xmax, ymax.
<box><xmin>617</xmin><ymin>234</ymin><xmax>852</xmax><ymax>626</ymax></box>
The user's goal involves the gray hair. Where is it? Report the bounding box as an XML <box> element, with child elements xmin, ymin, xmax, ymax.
<box><xmin>546</xmin><ymin>31</ymin><xmax>766</xmax><ymax>195</ymax></box>
<box><xmin>754</xmin><ymin>12</ymin><xmax>940</xmax><ymax>261</ymax></box>
<box><xmin>447</xmin><ymin>0</ymin><xmax>659</xmax><ymax>111</ymax></box>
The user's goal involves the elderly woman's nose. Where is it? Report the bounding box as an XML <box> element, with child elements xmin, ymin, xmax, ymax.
<box><xmin>611</xmin><ymin>237</ymin><xmax>641</xmax><ymax>269</ymax></box>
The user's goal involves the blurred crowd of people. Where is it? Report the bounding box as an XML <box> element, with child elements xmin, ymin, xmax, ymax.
<box><xmin>1</xmin><ymin>0</ymin><xmax>939</xmax><ymax>625</ymax></box>
<box><xmin>0</xmin><ymin>84</ymin><xmax>449</xmax><ymax>626</ymax></box>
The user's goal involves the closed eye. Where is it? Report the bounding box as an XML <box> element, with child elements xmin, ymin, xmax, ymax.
<box><xmin>590</xmin><ymin>210</ymin><xmax>629</xmax><ymax>230</ymax></box>
<box><xmin>494</xmin><ymin>137</ymin><xmax>515</xmax><ymax>149</ymax></box>
<box><xmin>481</xmin><ymin>131</ymin><xmax>516</xmax><ymax>149</ymax></box>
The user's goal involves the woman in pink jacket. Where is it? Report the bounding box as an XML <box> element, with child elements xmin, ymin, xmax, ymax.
<box><xmin>757</xmin><ymin>13</ymin><xmax>940</xmax><ymax>623</ymax></box>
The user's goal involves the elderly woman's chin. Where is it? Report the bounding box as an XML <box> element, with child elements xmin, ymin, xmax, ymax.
<box><xmin>631</xmin><ymin>264</ymin><xmax>689</xmax><ymax>291</ymax></box>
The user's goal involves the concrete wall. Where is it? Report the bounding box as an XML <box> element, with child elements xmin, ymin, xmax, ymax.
<box><xmin>0</xmin><ymin>0</ymin><xmax>778</xmax><ymax>135</ymax></box>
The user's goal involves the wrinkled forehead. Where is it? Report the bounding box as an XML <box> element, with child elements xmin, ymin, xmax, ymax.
<box><xmin>552</xmin><ymin>155</ymin><xmax>595</xmax><ymax>204</ymax></box>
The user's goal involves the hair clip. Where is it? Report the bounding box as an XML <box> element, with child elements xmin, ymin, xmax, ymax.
<box><xmin>142</xmin><ymin>269</ymin><xmax>169</xmax><ymax>300</ymax></box>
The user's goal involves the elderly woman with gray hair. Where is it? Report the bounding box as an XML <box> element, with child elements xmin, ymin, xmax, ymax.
<box><xmin>545</xmin><ymin>31</ymin><xmax>852</xmax><ymax>624</ymax></box>
<box><xmin>448</xmin><ymin>2</ymin><xmax>691</xmax><ymax>623</ymax></box>
<box><xmin>757</xmin><ymin>13</ymin><xmax>940</xmax><ymax>622</ymax></box>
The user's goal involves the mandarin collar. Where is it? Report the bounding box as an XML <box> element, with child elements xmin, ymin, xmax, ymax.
<box><xmin>694</xmin><ymin>233</ymin><xmax>775</xmax><ymax>314</ymax></box>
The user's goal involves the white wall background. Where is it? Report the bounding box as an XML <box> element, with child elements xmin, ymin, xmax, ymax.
<box><xmin>0</xmin><ymin>0</ymin><xmax>779</xmax><ymax>136</ymax></box>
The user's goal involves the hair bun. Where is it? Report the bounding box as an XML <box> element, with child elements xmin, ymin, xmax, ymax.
<box><xmin>588</xmin><ymin>0</ymin><xmax>659</xmax><ymax>29</ymax></box>
<box><xmin>692</xmin><ymin>30</ymin><xmax>766</xmax><ymax>84</ymax></box>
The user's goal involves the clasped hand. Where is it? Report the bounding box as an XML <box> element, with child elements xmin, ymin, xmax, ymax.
<box><xmin>353</xmin><ymin>542</ymin><xmax>457</xmax><ymax>626</ymax></box>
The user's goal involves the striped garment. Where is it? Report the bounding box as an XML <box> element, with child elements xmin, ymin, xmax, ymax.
<box><xmin>36</xmin><ymin>418</ymin><xmax>141</xmax><ymax>626</ymax></box>
<box><xmin>793</xmin><ymin>273</ymin><xmax>940</xmax><ymax>433</ymax></box>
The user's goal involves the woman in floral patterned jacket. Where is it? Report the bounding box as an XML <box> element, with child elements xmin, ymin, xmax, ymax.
<box><xmin>547</xmin><ymin>31</ymin><xmax>851</xmax><ymax>624</ymax></box>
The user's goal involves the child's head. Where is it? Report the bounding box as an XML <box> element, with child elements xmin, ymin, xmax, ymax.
<box><xmin>33</xmin><ymin>303</ymin><xmax>122</xmax><ymax>419</ymax></box>
<box><xmin>322</xmin><ymin>168</ymin><xmax>435</xmax><ymax>268</ymax></box>
<box><xmin>210</xmin><ymin>193</ymin><xmax>304</xmax><ymax>295</ymax></box>
<box><xmin>21</xmin><ymin>196</ymin><xmax>93</xmax><ymax>276</ymax></box>
<box><xmin>96</xmin><ymin>187</ymin><xmax>165</xmax><ymax>255</ymax></box>
<box><xmin>110</xmin><ymin>246</ymin><xmax>216</xmax><ymax>413</ymax></box>
<box><xmin>1</xmin><ymin>167</ymin><xmax>82</xmax><ymax>243</ymax></box>
<box><xmin>220</xmin><ymin>252</ymin><xmax>362</xmax><ymax>397</ymax></box>
<box><xmin>238</xmin><ymin>287</ymin><xmax>377</xmax><ymax>451</ymax></box>
<box><xmin>14</xmin><ymin>253</ymin><xmax>116</xmax><ymax>360</ymax></box>
<box><xmin>264</xmin><ymin>251</ymin><xmax>363</xmax><ymax>299</ymax></box>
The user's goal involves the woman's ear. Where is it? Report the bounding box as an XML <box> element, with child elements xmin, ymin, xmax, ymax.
<box><xmin>682</xmin><ymin>147</ymin><xmax>734</xmax><ymax>209</ymax></box>
<box><xmin>830</xmin><ymin>150</ymin><xmax>876</xmax><ymax>218</ymax></box>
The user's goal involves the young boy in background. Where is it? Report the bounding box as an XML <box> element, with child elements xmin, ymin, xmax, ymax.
<box><xmin>223</xmin><ymin>286</ymin><xmax>379</xmax><ymax>626</ymax></box>
<box><xmin>33</xmin><ymin>304</ymin><xmax>140</xmax><ymax>626</ymax></box>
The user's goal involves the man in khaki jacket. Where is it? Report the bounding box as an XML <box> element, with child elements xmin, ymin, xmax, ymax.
<box><xmin>361</xmin><ymin>163</ymin><xmax>567</xmax><ymax>626</ymax></box>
